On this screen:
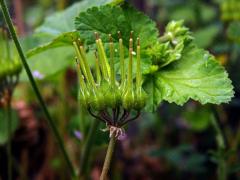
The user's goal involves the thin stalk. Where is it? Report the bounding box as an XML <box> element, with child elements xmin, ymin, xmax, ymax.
<box><xmin>96</xmin><ymin>38</ymin><xmax>110</xmax><ymax>79</ymax></box>
<box><xmin>136</xmin><ymin>38</ymin><xmax>141</xmax><ymax>92</ymax></box>
<box><xmin>98</xmin><ymin>38</ymin><xmax>110</xmax><ymax>77</ymax></box>
<box><xmin>95</xmin><ymin>52</ymin><xmax>101</xmax><ymax>85</ymax></box>
<box><xmin>211</xmin><ymin>106</ymin><xmax>227</xmax><ymax>180</ymax></box>
<box><xmin>119</xmin><ymin>37</ymin><xmax>125</xmax><ymax>87</ymax></box>
<box><xmin>95</xmin><ymin>39</ymin><xmax>108</xmax><ymax>80</ymax></box>
<box><xmin>109</xmin><ymin>35</ymin><xmax>115</xmax><ymax>87</ymax></box>
<box><xmin>79</xmin><ymin>119</ymin><xmax>100</xmax><ymax>177</ymax></box>
<box><xmin>127</xmin><ymin>38</ymin><xmax>133</xmax><ymax>90</ymax></box>
<box><xmin>100</xmin><ymin>134</ymin><xmax>117</xmax><ymax>180</ymax></box>
<box><xmin>79</xmin><ymin>46</ymin><xmax>97</xmax><ymax>91</ymax></box>
<box><xmin>0</xmin><ymin>0</ymin><xmax>76</xmax><ymax>177</ymax></box>
<box><xmin>73</xmin><ymin>42</ymin><xmax>88</xmax><ymax>82</ymax></box>
<box><xmin>6</xmin><ymin>90</ymin><xmax>12</xmax><ymax>180</ymax></box>
<box><xmin>75</xmin><ymin>58</ymin><xmax>87</xmax><ymax>96</ymax></box>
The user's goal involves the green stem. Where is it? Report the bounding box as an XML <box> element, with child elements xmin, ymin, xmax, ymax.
<box><xmin>0</xmin><ymin>0</ymin><xmax>76</xmax><ymax>178</ymax></box>
<box><xmin>6</xmin><ymin>91</ymin><xmax>12</xmax><ymax>180</ymax></box>
<box><xmin>79</xmin><ymin>119</ymin><xmax>100</xmax><ymax>178</ymax></box>
<box><xmin>109</xmin><ymin>40</ymin><xmax>115</xmax><ymax>87</ymax></box>
<box><xmin>100</xmin><ymin>135</ymin><xmax>117</xmax><ymax>180</ymax></box>
<box><xmin>119</xmin><ymin>38</ymin><xmax>125</xmax><ymax>87</ymax></box>
<box><xmin>79</xmin><ymin>46</ymin><xmax>97</xmax><ymax>91</ymax></box>
<box><xmin>73</xmin><ymin>42</ymin><xmax>88</xmax><ymax>81</ymax></box>
<box><xmin>136</xmin><ymin>39</ymin><xmax>141</xmax><ymax>91</ymax></box>
<box><xmin>127</xmin><ymin>44</ymin><xmax>133</xmax><ymax>90</ymax></box>
<box><xmin>94</xmin><ymin>52</ymin><xmax>101</xmax><ymax>85</ymax></box>
<box><xmin>96</xmin><ymin>39</ymin><xmax>110</xmax><ymax>79</ymax></box>
<box><xmin>76</xmin><ymin>58</ymin><xmax>88</xmax><ymax>96</ymax></box>
<box><xmin>211</xmin><ymin>106</ymin><xmax>227</xmax><ymax>180</ymax></box>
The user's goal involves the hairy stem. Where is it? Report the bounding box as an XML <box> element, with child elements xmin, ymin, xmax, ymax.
<box><xmin>211</xmin><ymin>106</ymin><xmax>227</xmax><ymax>180</ymax></box>
<box><xmin>79</xmin><ymin>119</ymin><xmax>100</xmax><ymax>177</ymax></box>
<box><xmin>100</xmin><ymin>134</ymin><xmax>117</xmax><ymax>180</ymax></box>
<box><xmin>0</xmin><ymin>0</ymin><xmax>76</xmax><ymax>177</ymax></box>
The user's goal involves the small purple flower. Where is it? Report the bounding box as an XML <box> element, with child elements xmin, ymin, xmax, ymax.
<box><xmin>32</xmin><ymin>70</ymin><xmax>44</xmax><ymax>79</ymax></box>
<box><xmin>74</xmin><ymin>130</ymin><xmax>83</xmax><ymax>140</ymax></box>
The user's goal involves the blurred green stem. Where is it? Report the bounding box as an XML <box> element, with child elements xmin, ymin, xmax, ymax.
<box><xmin>79</xmin><ymin>119</ymin><xmax>100</xmax><ymax>177</ymax></box>
<box><xmin>0</xmin><ymin>0</ymin><xmax>76</xmax><ymax>178</ymax></box>
<box><xmin>100</xmin><ymin>134</ymin><xmax>116</xmax><ymax>180</ymax></box>
<box><xmin>211</xmin><ymin>106</ymin><xmax>227</xmax><ymax>180</ymax></box>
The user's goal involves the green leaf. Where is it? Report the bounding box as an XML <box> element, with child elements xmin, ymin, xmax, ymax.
<box><xmin>26</xmin><ymin>0</ymin><xmax>123</xmax><ymax>57</ymax></box>
<box><xmin>26</xmin><ymin>31</ymin><xmax>78</xmax><ymax>57</ymax></box>
<box><xmin>35</xmin><ymin>0</ymin><xmax>123</xmax><ymax>38</ymax></box>
<box><xmin>144</xmin><ymin>44</ymin><xmax>234</xmax><ymax>112</ymax></box>
<box><xmin>75</xmin><ymin>3</ymin><xmax>159</xmax><ymax>49</ymax></box>
<box><xmin>0</xmin><ymin>109</ymin><xmax>19</xmax><ymax>145</ymax></box>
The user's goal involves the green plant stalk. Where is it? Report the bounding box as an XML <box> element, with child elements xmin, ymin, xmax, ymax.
<box><xmin>6</xmin><ymin>91</ymin><xmax>12</xmax><ymax>180</ymax></box>
<box><xmin>79</xmin><ymin>46</ymin><xmax>97</xmax><ymax>91</ymax></box>
<box><xmin>95</xmin><ymin>55</ymin><xmax>101</xmax><ymax>85</ymax></box>
<box><xmin>79</xmin><ymin>119</ymin><xmax>100</xmax><ymax>177</ymax></box>
<box><xmin>0</xmin><ymin>0</ymin><xmax>76</xmax><ymax>177</ymax></box>
<box><xmin>211</xmin><ymin>106</ymin><xmax>227</xmax><ymax>180</ymax></box>
<box><xmin>127</xmin><ymin>40</ymin><xmax>133</xmax><ymax>90</ymax></box>
<box><xmin>98</xmin><ymin>39</ymin><xmax>110</xmax><ymax>76</ymax></box>
<box><xmin>96</xmin><ymin>39</ymin><xmax>110</xmax><ymax>79</ymax></box>
<box><xmin>100</xmin><ymin>134</ymin><xmax>117</xmax><ymax>180</ymax></box>
<box><xmin>119</xmin><ymin>38</ymin><xmax>125</xmax><ymax>87</ymax></box>
<box><xmin>95</xmin><ymin>39</ymin><xmax>107</xmax><ymax>80</ymax></box>
<box><xmin>76</xmin><ymin>60</ymin><xmax>90</xmax><ymax>109</ymax></box>
<box><xmin>109</xmin><ymin>41</ymin><xmax>115</xmax><ymax>87</ymax></box>
<box><xmin>76</xmin><ymin>58</ymin><xmax>88</xmax><ymax>97</ymax></box>
<box><xmin>73</xmin><ymin>42</ymin><xmax>88</xmax><ymax>82</ymax></box>
<box><xmin>136</xmin><ymin>40</ymin><xmax>141</xmax><ymax>93</ymax></box>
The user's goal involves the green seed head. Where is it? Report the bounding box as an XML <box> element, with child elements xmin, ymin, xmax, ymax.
<box><xmin>73</xmin><ymin>31</ymin><xmax>147</xmax><ymax>127</ymax></box>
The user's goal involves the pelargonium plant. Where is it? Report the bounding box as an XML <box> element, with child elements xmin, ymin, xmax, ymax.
<box><xmin>72</xmin><ymin>3</ymin><xmax>234</xmax><ymax>178</ymax></box>
<box><xmin>12</xmin><ymin>0</ymin><xmax>234</xmax><ymax>179</ymax></box>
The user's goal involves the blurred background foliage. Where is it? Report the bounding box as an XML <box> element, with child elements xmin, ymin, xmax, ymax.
<box><xmin>0</xmin><ymin>0</ymin><xmax>240</xmax><ymax>179</ymax></box>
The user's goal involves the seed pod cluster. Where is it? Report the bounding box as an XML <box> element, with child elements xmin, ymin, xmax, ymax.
<box><xmin>73</xmin><ymin>32</ymin><xmax>146</xmax><ymax>127</ymax></box>
<box><xmin>220</xmin><ymin>0</ymin><xmax>240</xmax><ymax>21</ymax></box>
